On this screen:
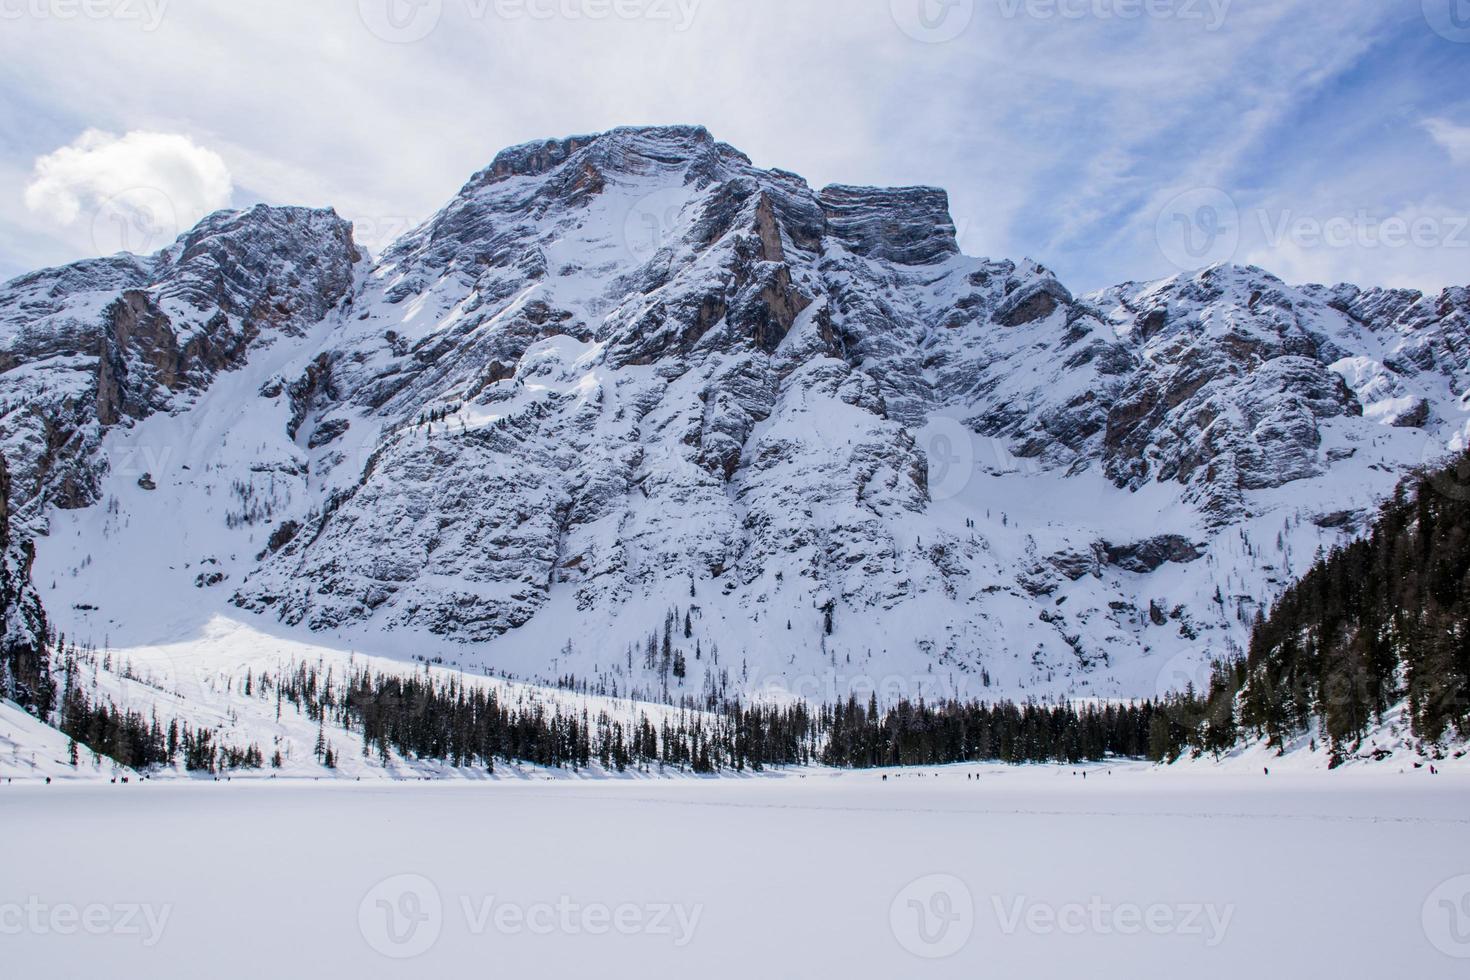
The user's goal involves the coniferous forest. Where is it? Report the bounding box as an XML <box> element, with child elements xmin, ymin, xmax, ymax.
<box><xmin>9</xmin><ymin>452</ymin><xmax>1470</xmax><ymax>776</ymax></box>
<box><xmin>35</xmin><ymin>647</ymin><xmax>1174</xmax><ymax>776</ymax></box>
<box><xmin>1197</xmin><ymin>450</ymin><xmax>1470</xmax><ymax>764</ymax></box>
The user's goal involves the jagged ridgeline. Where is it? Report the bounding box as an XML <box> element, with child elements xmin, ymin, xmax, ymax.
<box><xmin>5</xmin><ymin>125</ymin><xmax>1470</xmax><ymax>708</ymax></box>
<box><xmin>1175</xmin><ymin>451</ymin><xmax>1470</xmax><ymax>764</ymax></box>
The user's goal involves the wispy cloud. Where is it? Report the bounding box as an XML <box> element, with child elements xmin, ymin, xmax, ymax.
<box><xmin>1423</xmin><ymin>117</ymin><xmax>1470</xmax><ymax>165</ymax></box>
<box><xmin>0</xmin><ymin>0</ymin><xmax>1463</xmax><ymax>291</ymax></box>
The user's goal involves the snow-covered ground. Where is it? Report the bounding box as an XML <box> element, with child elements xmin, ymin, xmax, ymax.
<box><xmin>1</xmin><ymin>767</ymin><xmax>1465</xmax><ymax>978</ymax></box>
<box><xmin>19</xmin><ymin>607</ymin><xmax>1461</xmax><ymax>782</ymax></box>
<box><xmin>40</xmin><ymin>612</ymin><xmax>712</xmax><ymax>782</ymax></box>
<box><xmin>0</xmin><ymin>699</ymin><xmax>97</xmax><ymax>781</ymax></box>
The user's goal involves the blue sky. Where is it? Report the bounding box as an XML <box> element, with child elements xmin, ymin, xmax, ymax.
<box><xmin>1</xmin><ymin>0</ymin><xmax>1467</xmax><ymax>293</ymax></box>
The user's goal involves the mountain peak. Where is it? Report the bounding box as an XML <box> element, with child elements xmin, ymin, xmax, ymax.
<box><xmin>10</xmin><ymin>127</ymin><xmax>1470</xmax><ymax>711</ymax></box>
<box><xmin>467</xmin><ymin>125</ymin><xmax>741</xmax><ymax>188</ymax></box>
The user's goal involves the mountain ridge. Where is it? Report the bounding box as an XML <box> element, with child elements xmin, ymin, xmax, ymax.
<box><xmin>2</xmin><ymin>124</ymin><xmax>1466</xmax><ymax>708</ymax></box>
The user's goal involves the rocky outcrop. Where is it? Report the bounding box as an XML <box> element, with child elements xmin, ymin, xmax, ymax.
<box><xmin>1086</xmin><ymin>265</ymin><xmax>1392</xmax><ymax>521</ymax></box>
<box><xmin>1104</xmin><ymin>535</ymin><xmax>1203</xmax><ymax>574</ymax></box>
<box><xmin>818</xmin><ymin>185</ymin><xmax>959</xmax><ymax>265</ymax></box>
<box><xmin>0</xmin><ymin>205</ymin><xmax>360</xmax><ymax>516</ymax></box>
<box><xmin>0</xmin><ymin>453</ymin><xmax>52</xmax><ymax>716</ymax></box>
<box><xmin>5</xmin><ymin>126</ymin><xmax>1468</xmax><ymax>702</ymax></box>
<box><xmin>993</xmin><ymin>274</ymin><xmax>1073</xmax><ymax>327</ymax></box>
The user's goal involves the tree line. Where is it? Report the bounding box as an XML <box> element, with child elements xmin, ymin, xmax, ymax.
<box><xmin>13</xmin><ymin>451</ymin><xmax>1470</xmax><ymax>776</ymax></box>
<box><xmin>54</xmin><ymin>644</ymin><xmax>267</xmax><ymax>773</ymax></box>
<box><xmin>237</xmin><ymin>660</ymin><xmax>1194</xmax><ymax>772</ymax></box>
<box><xmin>1184</xmin><ymin>450</ymin><xmax>1470</xmax><ymax>765</ymax></box>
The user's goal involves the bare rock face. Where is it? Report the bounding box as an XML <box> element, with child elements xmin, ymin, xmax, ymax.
<box><xmin>1104</xmin><ymin>535</ymin><xmax>1203</xmax><ymax>574</ymax></box>
<box><xmin>818</xmin><ymin>185</ymin><xmax>959</xmax><ymax>265</ymax></box>
<box><xmin>0</xmin><ymin>454</ymin><xmax>51</xmax><ymax>715</ymax></box>
<box><xmin>6</xmin><ymin>125</ymin><xmax>1470</xmax><ymax>702</ymax></box>
<box><xmin>993</xmin><ymin>275</ymin><xmax>1073</xmax><ymax>327</ymax></box>
<box><xmin>0</xmin><ymin>205</ymin><xmax>360</xmax><ymax>520</ymax></box>
<box><xmin>1075</xmin><ymin>270</ymin><xmax>1338</xmax><ymax>519</ymax></box>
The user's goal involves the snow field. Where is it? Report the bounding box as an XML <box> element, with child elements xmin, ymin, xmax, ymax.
<box><xmin>0</xmin><ymin>768</ymin><xmax>1466</xmax><ymax>978</ymax></box>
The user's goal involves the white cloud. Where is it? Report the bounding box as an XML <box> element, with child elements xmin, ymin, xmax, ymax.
<box><xmin>0</xmin><ymin>0</ymin><xmax>1454</xmax><ymax>291</ymax></box>
<box><xmin>1423</xmin><ymin>117</ymin><xmax>1470</xmax><ymax>166</ymax></box>
<box><xmin>23</xmin><ymin>130</ymin><xmax>233</xmax><ymax>256</ymax></box>
<box><xmin>1242</xmin><ymin>200</ymin><xmax>1470</xmax><ymax>293</ymax></box>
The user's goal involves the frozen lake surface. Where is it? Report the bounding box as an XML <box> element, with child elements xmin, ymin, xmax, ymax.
<box><xmin>1</xmin><ymin>765</ymin><xmax>1466</xmax><ymax>978</ymax></box>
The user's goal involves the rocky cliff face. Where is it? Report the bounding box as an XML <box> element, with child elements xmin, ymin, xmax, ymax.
<box><xmin>1080</xmin><ymin>270</ymin><xmax>1468</xmax><ymax>523</ymax></box>
<box><xmin>6</xmin><ymin>126</ymin><xmax>1468</xmax><ymax>702</ymax></box>
<box><xmin>0</xmin><ymin>453</ymin><xmax>52</xmax><ymax>715</ymax></box>
<box><xmin>0</xmin><ymin>205</ymin><xmax>360</xmax><ymax>520</ymax></box>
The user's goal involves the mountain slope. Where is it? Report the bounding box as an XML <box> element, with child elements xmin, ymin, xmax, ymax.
<box><xmin>1235</xmin><ymin>448</ymin><xmax>1470</xmax><ymax>757</ymax></box>
<box><xmin>3</xmin><ymin>125</ymin><xmax>1467</xmax><ymax>710</ymax></box>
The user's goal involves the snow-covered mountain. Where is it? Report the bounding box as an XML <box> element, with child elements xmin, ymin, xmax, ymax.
<box><xmin>3</xmin><ymin>125</ymin><xmax>1467</xmax><ymax>707</ymax></box>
